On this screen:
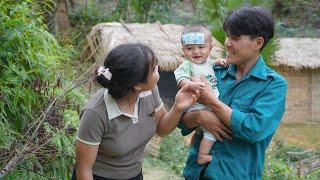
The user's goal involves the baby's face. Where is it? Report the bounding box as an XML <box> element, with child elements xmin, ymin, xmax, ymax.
<box><xmin>182</xmin><ymin>41</ymin><xmax>212</xmax><ymax>64</ymax></box>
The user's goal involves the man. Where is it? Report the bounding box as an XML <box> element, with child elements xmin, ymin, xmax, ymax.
<box><xmin>179</xmin><ymin>6</ymin><xmax>288</xmax><ymax>179</ymax></box>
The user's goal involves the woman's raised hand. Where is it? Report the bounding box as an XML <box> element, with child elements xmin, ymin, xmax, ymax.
<box><xmin>174</xmin><ymin>83</ymin><xmax>200</xmax><ymax>112</ymax></box>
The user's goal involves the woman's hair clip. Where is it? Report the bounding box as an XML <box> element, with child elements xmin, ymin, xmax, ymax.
<box><xmin>97</xmin><ymin>66</ymin><xmax>112</xmax><ymax>81</ymax></box>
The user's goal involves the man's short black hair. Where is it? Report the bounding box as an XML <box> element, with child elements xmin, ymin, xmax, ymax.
<box><xmin>223</xmin><ymin>6</ymin><xmax>275</xmax><ymax>50</ymax></box>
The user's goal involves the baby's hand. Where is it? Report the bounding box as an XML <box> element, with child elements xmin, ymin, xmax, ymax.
<box><xmin>215</xmin><ymin>58</ymin><xmax>228</xmax><ymax>67</ymax></box>
<box><xmin>188</xmin><ymin>81</ymin><xmax>205</xmax><ymax>92</ymax></box>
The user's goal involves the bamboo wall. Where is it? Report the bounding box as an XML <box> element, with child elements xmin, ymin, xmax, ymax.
<box><xmin>277</xmin><ymin>68</ymin><xmax>320</xmax><ymax>123</ymax></box>
<box><xmin>311</xmin><ymin>70</ymin><xmax>320</xmax><ymax>122</ymax></box>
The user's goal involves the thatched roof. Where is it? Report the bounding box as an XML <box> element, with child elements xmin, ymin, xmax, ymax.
<box><xmin>274</xmin><ymin>38</ymin><xmax>320</xmax><ymax>70</ymax></box>
<box><xmin>85</xmin><ymin>22</ymin><xmax>224</xmax><ymax>71</ymax></box>
<box><xmin>84</xmin><ymin>23</ymin><xmax>320</xmax><ymax>71</ymax></box>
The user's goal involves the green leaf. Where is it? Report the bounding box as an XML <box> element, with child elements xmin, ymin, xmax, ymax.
<box><xmin>227</xmin><ymin>0</ymin><xmax>242</xmax><ymax>9</ymax></box>
<box><xmin>261</xmin><ymin>38</ymin><xmax>278</xmax><ymax>66</ymax></box>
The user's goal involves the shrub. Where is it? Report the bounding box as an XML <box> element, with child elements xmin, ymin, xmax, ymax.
<box><xmin>0</xmin><ymin>1</ymin><xmax>87</xmax><ymax>178</ymax></box>
<box><xmin>263</xmin><ymin>155</ymin><xmax>296</xmax><ymax>180</ymax></box>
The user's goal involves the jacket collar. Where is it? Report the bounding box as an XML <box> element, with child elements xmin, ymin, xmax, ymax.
<box><xmin>221</xmin><ymin>55</ymin><xmax>267</xmax><ymax>80</ymax></box>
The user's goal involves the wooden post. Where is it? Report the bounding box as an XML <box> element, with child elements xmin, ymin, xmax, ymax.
<box><xmin>297</xmin><ymin>162</ymin><xmax>302</xmax><ymax>177</ymax></box>
<box><xmin>311</xmin><ymin>70</ymin><xmax>320</xmax><ymax>121</ymax></box>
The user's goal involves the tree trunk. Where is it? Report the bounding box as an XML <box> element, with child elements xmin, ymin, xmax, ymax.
<box><xmin>70</xmin><ymin>0</ymin><xmax>76</xmax><ymax>8</ymax></box>
<box><xmin>274</xmin><ymin>0</ymin><xmax>282</xmax><ymax>18</ymax></box>
<box><xmin>183</xmin><ymin>0</ymin><xmax>194</xmax><ymax>22</ymax></box>
<box><xmin>53</xmin><ymin>0</ymin><xmax>71</xmax><ymax>34</ymax></box>
<box><xmin>83</xmin><ymin>0</ymin><xmax>88</xmax><ymax>11</ymax></box>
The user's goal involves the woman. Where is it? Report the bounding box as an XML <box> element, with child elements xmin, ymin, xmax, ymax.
<box><xmin>73</xmin><ymin>43</ymin><xmax>199</xmax><ymax>180</ymax></box>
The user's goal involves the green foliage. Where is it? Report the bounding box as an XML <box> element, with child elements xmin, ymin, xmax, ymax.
<box><xmin>159</xmin><ymin>129</ymin><xmax>189</xmax><ymax>175</ymax></box>
<box><xmin>63</xmin><ymin>109</ymin><xmax>80</xmax><ymax>129</ymax></box>
<box><xmin>199</xmin><ymin>0</ymin><xmax>277</xmax><ymax>64</ymax></box>
<box><xmin>31</xmin><ymin>0</ymin><xmax>56</xmax><ymax>16</ymax></box>
<box><xmin>280</xmin><ymin>0</ymin><xmax>320</xmax><ymax>26</ymax></box>
<box><xmin>201</xmin><ymin>0</ymin><xmax>274</xmax><ymax>44</ymax></box>
<box><xmin>272</xmin><ymin>139</ymin><xmax>318</xmax><ymax>163</ymax></box>
<box><xmin>276</xmin><ymin>0</ymin><xmax>320</xmax><ymax>37</ymax></box>
<box><xmin>0</xmin><ymin>122</ymin><xmax>19</xmax><ymax>149</ymax></box>
<box><xmin>130</xmin><ymin>0</ymin><xmax>154</xmax><ymax>22</ymax></box>
<box><xmin>147</xmin><ymin>1</ymin><xmax>175</xmax><ymax>24</ymax></box>
<box><xmin>263</xmin><ymin>142</ymin><xmax>297</xmax><ymax>179</ymax></box>
<box><xmin>4</xmin><ymin>155</ymin><xmax>44</xmax><ymax>180</ymax></box>
<box><xmin>0</xmin><ymin>0</ymin><xmax>64</xmax><ymax>131</ymax></box>
<box><xmin>111</xmin><ymin>0</ymin><xmax>175</xmax><ymax>23</ymax></box>
<box><xmin>4</xmin><ymin>153</ymin><xmax>75</xmax><ymax>179</ymax></box>
<box><xmin>68</xmin><ymin>1</ymin><xmax>119</xmax><ymax>35</ymax></box>
<box><xmin>0</xmin><ymin>1</ymin><xmax>86</xmax><ymax>179</ymax></box>
<box><xmin>307</xmin><ymin>169</ymin><xmax>320</xmax><ymax>180</ymax></box>
<box><xmin>68</xmin><ymin>0</ymin><xmax>176</xmax><ymax>34</ymax></box>
<box><xmin>261</xmin><ymin>38</ymin><xmax>278</xmax><ymax>66</ymax></box>
<box><xmin>200</xmin><ymin>0</ymin><xmax>228</xmax><ymax>45</ymax></box>
<box><xmin>263</xmin><ymin>155</ymin><xmax>296</xmax><ymax>180</ymax></box>
<box><xmin>113</xmin><ymin>0</ymin><xmax>130</xmax><ymax>21</ymax></box>
<box><xmin>263</xmin><ymin>139</ymin><xmax>320</xmax><ymax>179</ymax></box>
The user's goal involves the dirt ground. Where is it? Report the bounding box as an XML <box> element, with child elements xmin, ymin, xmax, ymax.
<box><xmin>142</xmin><ymin>157</ymin><xmax>183</xmax><ymax>180</ymax></box>
<box><xmin>274</xmin><ymin>122</ymin><xmax>320</xmax><ymax>150</ymax></box>
<box><xmin>143</xmin><ymin>169</ymin><xmax>182</xmax><ymax>180</ymax></box>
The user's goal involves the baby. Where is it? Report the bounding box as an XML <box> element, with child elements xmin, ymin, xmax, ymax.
<box><xmin>174</xmin><ymin>24</ymin><xmax>226</xmax><ymax>164</ymax></box>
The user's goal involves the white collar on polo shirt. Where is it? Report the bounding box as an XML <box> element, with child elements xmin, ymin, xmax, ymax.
<box><xmin>103</xmin><ymin>89</ymin><xmax>152</xmax><ymax>123</ymax></box>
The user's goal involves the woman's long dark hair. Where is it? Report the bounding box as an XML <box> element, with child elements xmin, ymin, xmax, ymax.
<box><xmin>96</xmin><ymin>43</ymin><xmax>158</xmax><ymax>99</ymax></box>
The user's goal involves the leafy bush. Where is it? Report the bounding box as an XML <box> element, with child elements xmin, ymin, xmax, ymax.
<box><xmin>68</xmin><ymin>1</ymin><xmax>118</xmax><ymax>35</ymax></box>
<box><xmin>68</xmin><ymin>0</ymin><xmax>177</xmax><ymax>33</ymax></box>
<box><xmin>307</xmin><ymin>169</ymin><xmax>320</xmax><ymax>180</ymax></box>
<box><xmin>274</xmin><ymin>0</ymin><xmax>320</xmax><ymax>37</ymax></box>
<box><xmin>0</xmin><ymin>0</ymin><xmax>62</xmax><ymax>131</ymax></box>
<box><xmin>263</xmin><ymin>155</ymin><xmax>296</xmax><ymax>180</ymax></box>
<box><xmin>0</xmin><ymin>1</ymin><xmax>87</xmax><ymax>179</ymax></box>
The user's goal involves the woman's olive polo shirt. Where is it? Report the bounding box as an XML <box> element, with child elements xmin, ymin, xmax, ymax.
<box><xmin>76</xmin><ymin>86</ymin><xmax>163</xmax><ymax>179</ymax></box>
